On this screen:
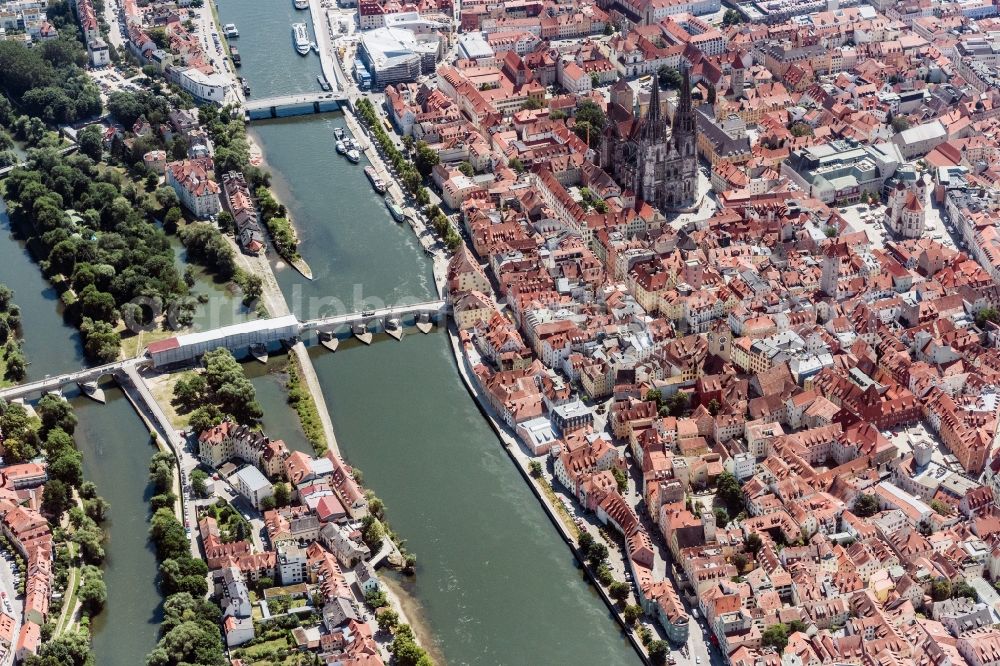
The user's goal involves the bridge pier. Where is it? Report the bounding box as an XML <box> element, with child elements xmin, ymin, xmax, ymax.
<box><xmin>78</xmin><ymin>381</ymin><xmax>106</xmax><ymax>404</ymax></box>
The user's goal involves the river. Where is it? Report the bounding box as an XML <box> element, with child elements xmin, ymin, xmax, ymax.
<box><xmin>215</xmin><ymin>1</ymin><xmax>639</xmax><ymax>662</ymax></box>
<box><xmin>0</xmin><ymin>203</ymin><xmax>163</xmax><ymax>663</ymax></box>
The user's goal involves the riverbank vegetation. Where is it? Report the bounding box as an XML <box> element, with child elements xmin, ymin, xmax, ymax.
<box><xmin>3</xmin><ymin>148</ymin><xmax>188</xmax><ymax>363</ymax></box>
<box><xmin>284</xmin><ymin>354</ymin><xmax>326</xmax><ymax>455</ymax></box>
<box><xmin>354</xmin><ymin>98</ymin><xmax>461</xmax><ymax>250</ymax></box>
<box><xmin>146</xmin><ymin>452</ymin><xmax>226</xmax><ymax>666</ymax></box>
<box><xmin>0</xmin><ymin>284</ymin><xmax>27</xmax><ymax>385</ymax></box>
<box><xmin>171</xmin><ymin>347</ymin><xmax>263</xmax><ymax>433</ymax></box>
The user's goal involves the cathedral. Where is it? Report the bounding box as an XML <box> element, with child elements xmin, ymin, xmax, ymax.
<box><xmin>598</xmin><ymin>68</ymin><xmax>698</xmax><ymax>211</ymax></box>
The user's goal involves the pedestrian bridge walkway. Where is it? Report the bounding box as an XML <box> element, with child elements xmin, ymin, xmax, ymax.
<box><xmin>0</xmin><ymin>299</ymin><xmax>448</xmax><ymax>402</ymax></box>
<box><xmin>300</xmin><ymin>300</ymin><xmax>447</xmax><ymax>332</ymax></box>
<box><xmin>0</xmin><ymin>358</ymin><xmax>141</xmax><ymax>402</ymax></box>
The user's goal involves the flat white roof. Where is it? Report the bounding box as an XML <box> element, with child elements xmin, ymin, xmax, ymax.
<box><xmin>175</xmin><ymin>315</ymin><xmax>299</xmax><ymax>347</ymax></box>
<box><xmin>235</xmin><ymin>465</ymin><xmax>271</xmax><ymax>492</ymax></box>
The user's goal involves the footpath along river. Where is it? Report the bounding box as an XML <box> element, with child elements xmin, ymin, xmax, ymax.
<box><xmin>215</xmin><ymin>0</ymin><xmax>640</xmax><ymax>662</ymax></box>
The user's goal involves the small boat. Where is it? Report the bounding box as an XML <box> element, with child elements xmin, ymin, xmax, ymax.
<box><xmin>317</xmin><ymin>74</ymin><xmax>331</xmax><ymax>91</ymax></box>
<box><xmin>386</xmin><ymin>200</ymin><xmax>405</xmax><ymax>222</ymax></box>
<box><xmin>352</xmin><ymin>323</ymin><xmax>372</xmax><ymax>345</ymax></box>
<box><xmin>365</xmin><ymin>166</ymin><xmax>386</xmax><ymax>194</ymax></box>
<box><xmin>293</xmin><ymin>0</ymin><xmax>308</xmax><ymax>8</ymax></box>
<box><xmin>292</xmin><ymin>23</ymin><xmax>310</xmax><ymax>56</ymax></box>
<box><xmin>335</xmin><ymin>140</ymin><xmax>346</xmax><ymax>155</ymax></box>
<box><xmin>223</xmin><ymin>23</ymin><xmax>239</xmax><ymax>38</ymax></box>
<box><xmin>240</xmin><ymin>77</ymin><xmax>251</xmax><ymax>95</ymax></box>
<box><xmin>229</xmin><ymin>45</ymin><xmax>241</xmax><ymax>66</ymax></box>
<box><xmin>346</xmin><ymin>148</ymin><xmax>360</xmax><ymax>163</ymax></box>
<box><xmin>318</xmin><ymin>330</ymin><xmax>339</xmax><ymax>352</ymax></box>
<box><xmin>249</xmin><ymin>343</ymin><xmax>268</xmax><ymax>364</ymax></box>
<box><xmin>333</xmin><ymin>127</ymin><xmax>344</xmax><ymax>140</ymax></box>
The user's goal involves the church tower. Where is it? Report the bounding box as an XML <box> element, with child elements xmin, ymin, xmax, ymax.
<box><xmin>672</xmin><ymin>66</ymin><xmax>696</xmax><ymax>160</ymax></box>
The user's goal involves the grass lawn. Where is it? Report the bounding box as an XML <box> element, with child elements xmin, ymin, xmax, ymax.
<box><xmin>148</xmin><ymin>370</ymin><xmax>194</xmax><ymax>431</ymax></box>
<box><xmin>239</xmin><ymin>636</ymin><xmax>289</xmax><ymax>662</ymax></box>
<box><xmin>535</xmin><ymin>476</ymin><xmax>580</xmax><ymax>539</ymax></box>
<box><xmin>118</xmin><ymin>323</ymin><xmax>177</xmax><ymax>360</ymax></box>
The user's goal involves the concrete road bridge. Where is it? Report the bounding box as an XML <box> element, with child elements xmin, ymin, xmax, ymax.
<box><xmin>244</xmin><ymin>92</ymin><xmax>348</xmax><ymax>121</ymax></box>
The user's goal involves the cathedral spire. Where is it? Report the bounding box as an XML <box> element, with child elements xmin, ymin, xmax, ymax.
<box><xmin>647</xmin><ymin>70</ymin><xmax>662</xmax><ymax>123</ymax></box>
<box><xmin>673</xmin><ymin>64</ymin><xmax>694</xmax><ymax>151</ymax></box>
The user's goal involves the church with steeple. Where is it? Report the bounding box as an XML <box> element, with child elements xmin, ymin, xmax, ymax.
<box><xmin>598</xmin><ymin>68</ymin><xmax>698</xmax><ymax>211</ymax></box>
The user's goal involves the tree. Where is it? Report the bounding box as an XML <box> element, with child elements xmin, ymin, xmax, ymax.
<box><xmin>976</xmin><ymin>307</ymin><xmax>1000</xmax><ymax>328</ymax></box>
<box><xmin>84</xmin><ymin>496</ymin><xmax>110</xmax><ymax>523</ymax></box>
<box><xmin>529</xmin><ymin>460</ymin><xmax>542</xmax><ymax>477</ymax></box>
<box><xmin>930</xmin><ymin>499</ymin><xmax>952</xmax><ymax>516</ymax></box>
<box><xmin>931</xmin><ymin>578</ymin><xmax>952</xmax><ymax>602</ymax></box>
<box><xmin>365</xmin><ymin>588</ymin><xmax>388</xmax><ymax>609</ymax></box>
<box><xmin>891</xmin><ymin>116</ymin><xmax>911</xmax><ymax>133</ymax></box>
<box><xmin>149</xmin><ymin>451</ymin><xmax>175</xmax><ymax>495</ymax></box>
<box><xmin>145</xmin><ymin>619</ymin><xmax>227</xmax><ymax>666</ymax></box>
<box><xmin>150</xmin><ymin>507</ymin><xmax>188</xmax><ymax>561</ymax></box>
<box><xmin>609</xmin><ymin>581</ymin><xmax>630</xmax><ymax>603</ymax></box>
<box><xmin>78</xmin><ymin>565</ymin><xmax>107</xmax><ymax>614</ymax></box>
<box><xmin>745</xmin><ymin>532</ymin><xmax>763</xmax><ymax>554</ymax></box>
<box><xmin>788</xmin><ymin>619</ymin><xmax>808</xmax><ymax>634</ymax></box>
<box><xmin>623</xmin><ymin>604</ymin><xmax>642</xmax><ymax>625</ymax></box>
<box><xmin>458</xmin><ymin>161</ymin><xmax>474</xmax><ymax>177</ymax></box>
<box><xmin>951</xmin><ymin>580</ymin><xmax>976</xmax><ymax>601</ymax></box>
<box><xmin>762</xmin><ymin>623</ymin><xmax>789</xmax><ymax>652</ymax></box>
<box><xmin>73</xmin><ymin>523</ymin><xmax>106</xmax><ymax>564</ymax></box>
<box><xmin>107</xmin><ymin>91</ymin><xmax>145</xmax><ymax>127</ymax></box>
<box><xmin>733</xmin><ymin>552</ymin><xmax>749</xmax><ymax>572</ymax></box>
<box><xmin>578</xmin><ymin>531</ymin><xmax>595</xmax><ymax>554</ymax></box>
<box><xmin>854</xmin><ymin>493</ymin><xmax>879</xmax><ymax>517</ymax></box>
<box><xmin>714</xmin><ymin>507</ymin><xmax>729</xmax><ymax>527</ymax></box>
<box><xmin>190</xmin><ymin>469</ymin><xmax>208</xmax><ymax>498</ymax></box>
<box><xmin>42</xmin><ymin>478</ymin><xmax>72</xmax><ymax>518</ymax></box>
<box><xmin>413</xmin><ymin>142</ymin><xmax>440</xmax><ymax>178</ymax></box>
<box><xmin>80</xmin><ymin>317</ymin><xmax>120</xmax><ymax>363</ymax></box>
<box><xmin>376</xmin><ymin>607</ymin><xmax>400</xmax><ymax>633</ymax></box>
<box><xmin>37</xmin><ymin>394</ymin><xmax>77</xmax><ymax>435</ymax></box>
<box><xmin>657</xmin><ymin>65</ymin><xmax>683</xmax><ymax>90</ymax></box>
<box><xmin>789</xmin><ymin>122</ymin><xmax>813</xmax><ymax>137</ymax></box>
<box><xmin>159</xmin><ymin>557</ymin><xmax>209</xmax><ymax>597</ymax></box>
<box><xmin>508</xmin><ymin>157</ymin><xmax>525</xmax><ymax>174</ymax></box>
<box><xmin>587</xmin><ymin>542</ymin><xmax>609</xmax><ymax>568</ymax></box>
<box><xmin>611</xmin><ymin>466</ymin><xmax>628</xmax><ymax>493</ymax></box>
<box><xmin>77</xmin><ymin>124</ymin><xmax>103</xmax><ymax>161</ymax></box>
<box><xmin>648</xmin><ymin>640</ymin><xmax>669</xmax><ymax>665</ymax></box>
<box><xmin>717</xmin><ymin>471</ymin><xmax>742</xmax><ymax>511</ymax></box>
<box><xmin>361</xmin><ymin>515</ymin><xmax>385</xmax><ymax>551</ymax></box>
<box><xmin>722</xmin><ymin>8</ymin><xmax>744</xmax><ymax>25</ymax></box>
<box><xmin>523</xmin><ymin>97</ymin><xmax>543</xmax><ymax>110</ymax></box>
<box><xmin>24</xmin><ymin>629</ymin><xmax>92</xmax><ymax>666</ymax></box>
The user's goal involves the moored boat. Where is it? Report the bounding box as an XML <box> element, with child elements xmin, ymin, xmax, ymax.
<box><xmin>229</xmin><ymin>45</ymin><xmax>241</xmax><ymax>66</ymax></box>
<box><xmin>292</xmin><ymin>23</ymin><xmax>310</xmax><ymax>56</ymax></box>
<box><xmin>333</xmin><ymin>127</ymin><xmax>344</xmax><ymax>140</ymax></box>
<box><xmin>317</xmin><ymin>74</ymin><xmax>331</xmax><ymax>91</ymax></box>
<box><xmin>365</xmin><ymin>166</ymin><xmax>387</xmax><ymax>194</ymax></box>
<box><xmin>386</xmin><ymin>200</ymin><xmax>405</xmax><ymax>222</ymax></box>
<box><xmin>240</xmin><ymin>77</ymin><xmax>251</xmax><ymax>95</ymax></box>
<box><xmin>335</xmin><ymin>140</ymin><xmax>346</xmax><ymax>155</ymax></box>
<box><xmin>223</xmin><ymin>23</ymin><xmax>239</xmax><ymax>37</ymax></box>
<box><xmin>293</xmin><ymin>0</ymin><xmax>308</xmax><ymax>8</ymax></box>
<box><xmin>346</xmin><ymin>148</ymin><xmax>360</xmax><ymax>163</ymax></box>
